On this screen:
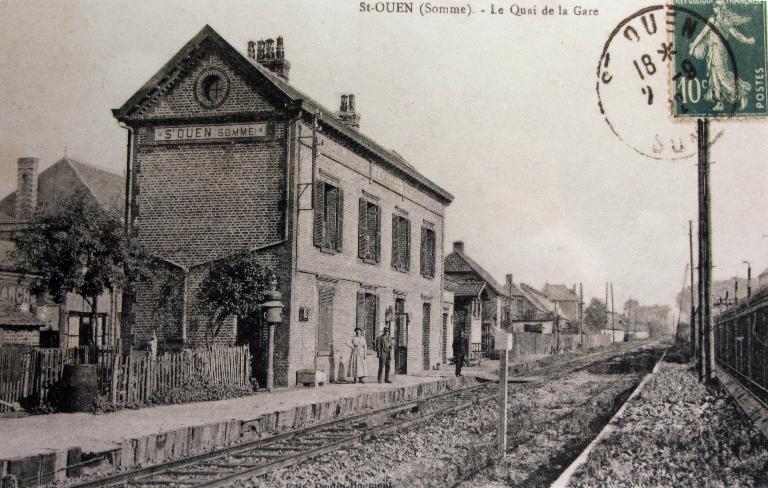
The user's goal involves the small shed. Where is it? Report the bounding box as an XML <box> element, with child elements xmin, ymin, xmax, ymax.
<box><xmin>0</xmin><ymin>302</ymin><xmax>46</xmax><ymax>346</ymax></box>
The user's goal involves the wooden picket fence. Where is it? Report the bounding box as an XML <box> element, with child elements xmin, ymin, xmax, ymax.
<box><xmin>0</xmin><ymin>344</ymin><xmax>251</xmax><ymax>412</ymax></box>
<box><xmin>110</xmin><ymin>345</ymin><xmax>251</xmax><ymax>407</ymax></box>
<box><xmin>0</xmin><ymin>345</ymin><xmax>95</xmax><ymax>412</ymax></box>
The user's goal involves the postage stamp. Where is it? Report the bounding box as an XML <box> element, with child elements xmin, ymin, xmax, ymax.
<box><xmin>672</xmin><ymin>0</ymin><xmax>768</xmax><ymax>118</ymax></box>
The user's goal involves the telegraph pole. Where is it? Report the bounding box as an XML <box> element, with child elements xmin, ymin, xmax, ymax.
<box><xmin>697</xmin><ymin>118</ymin><xmax>713</xmax><ymax>382</ymax></box>
<box><xmin>606</xmin><ymin>282</ymin><xmax>612</xmax><ymax>344</ymax></box>
<box><xmin>610</xmin><ymin>283</ymin><xmax>615</xmax><ymax>342</ymax></box>
<box><xmin>689</xmin><ymin>220</ymin><xmax>696</xmax><ymax>362</ymax></box>
<box><xmin>579</xmin><ymin>283</ymin><xmax>584</xmax><ymax>344</ymax></box>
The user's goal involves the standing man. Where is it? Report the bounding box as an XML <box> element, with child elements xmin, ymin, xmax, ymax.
<box><xmin>453</xmin><ymin>328</ymin><xmax>468</xmax><ymax>377</ymax></box>
<box><xmin>375</xmin><ymin>327</ymin><xmax>393</xmax><ymax>383</ymax></box>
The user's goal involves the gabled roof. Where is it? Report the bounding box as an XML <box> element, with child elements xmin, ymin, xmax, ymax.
<box><xmin>452</xmin><ymin>281</ymin><xmax>486</xmax><ymax>298</ymax></box>
<box><xmin>113</xmin><ymin>25</ymin><xmax>453</xmax><ymax>206</ymax></box>
<box><xmin>444</xmin><ymin>249</ymin><xmax>520</xmax><ymax>298</ymax></box>
<box><xmin>0</xmin><ymin>303</ymin><xmax>45</xmax><ymax>328</ymax></box>
<box><xmin>65</xmin><ymin>159</ymin><xmax>125</xmax><ymax>214</ymax></box>
<box><xmin>542</xmin><ymin>284</ymin><xmax>579</xmax><ymax>302</ymax></box>
<box><xmin>0</xmin><ymin>158</ymin><xmax>124</xmax><ymax>222</ymax></box>
<box><xmin>519</xmin><ymin>283</ymin><xmax>558</xmax><ymax>314</ymax></box>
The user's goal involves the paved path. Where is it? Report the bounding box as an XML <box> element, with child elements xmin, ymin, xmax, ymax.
<box><xmin>0</xmin><ymin>367</ymin><xmax>492</xmax><ymax>461</ymax></box>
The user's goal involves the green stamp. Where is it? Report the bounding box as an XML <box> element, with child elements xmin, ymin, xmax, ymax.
<box><xmin>673</xmin><ymin>0</ymin><xmax>767</xmax><ymax>118</ymax></box>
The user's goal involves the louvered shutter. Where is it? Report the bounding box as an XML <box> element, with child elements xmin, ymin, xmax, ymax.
<box><xmin>420</xmin><ymin>227</ymin><xmax>427</xmax><ymax>277</ymax></box>
<box><xmin>391</xmin><ymin>216</ymin><xmax>400</xmax><ymax>268</ymax></box>
<box><xmin>326</xmin><ymin>188</ymin><xmax>337</xmax><ymax>250</ymax></box>
<box><xmin>373</xmin><ymin>205</ymin><xmax>381</xmax><ymax>262</ymax></box>
<box><xmin>426</xmin><ymin>229</ymin><xmax>435</xmax><ymax>278</ymax></box>
<box><xmin>373</xmin><ymin>294</ymin><xmax>380</xmax><ymax>340</ymax></box>
<box><xmin>356</xmin><ymin>292</ymin><xmax>366</xmax><ymax>333</ymax></box>
<box><xmin>358</xmin><ymin>198</ymin><xmax>368</xmax><ymax>259</ymax></box>
<box><xmin>335</xmin><ymin>188</ymin><xmax>344</xmax><ymax>252</ymax></box>
<box><xmin>313</xmin><ymin>181</ymin><xmax>325</xmax><ymax>248</ymax></box>
<box><xmin>402</xmin><ymin>218</ymin><xmax>411</xmax><ymax>271</ymax></box>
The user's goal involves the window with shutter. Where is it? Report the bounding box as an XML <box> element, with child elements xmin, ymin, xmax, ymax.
<box><xmin>420</xmin><ymin>227</ymin><xmax>436</xmax><ymax>278</ymax></box>
<box><xmin>358</xmin><ymin>199</ymin><xmax>368</xmax><ymax>259</ymax></box>
<box><xmin>367</xmin><ymin>203</ymin><xmax>378</xmax><ymax>261</ymax></box>
<box><xmin>391</xmin><ymin>215</ymin><xmax>400</xmax><ymax>268</ymax></box>
<box><xmin>335</xmin><ymin>189</ymin><xmax>344</xmax><ymax>251</ymax></box>
<box><xmin>317</xmin><ymin>287</ymin><xmax>334</xmax><ymax>354</ymax></box>
<box><xmin>313</xmin><ymin>181</ymin><xmax>325</xmax><ymax>248</ymax></box>
<box><xmin>391</xmin><ymin>215</ymin><xmax>411</xmax><ymax>272</ymax></box>
<box><xmin>402</xmin><ymin>218</ymin><xmax>411</xmax><ymax>271</ymax></box>
<box><xmin>358</xmin><ymin>199</ymin><xmax>380</xmax><ymax>263</ymax></box>
<box><xmin>356</xmin><ymin>292</ymin><xmax>379</xmax><ymax>346</ymax></box>
<box><xmin>325</xmin><ymin>187</ymin><xmax>338</xmax><ymax>251</ymax></box>
<box><xmin>373</xmin><ymin>205</ymin><xmax>381</xmax><ymax>261</ymax></box>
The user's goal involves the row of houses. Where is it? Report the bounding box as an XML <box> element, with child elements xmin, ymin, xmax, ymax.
<box><xmin>0</xmin><ymin>26</ymin><xmax>594</xmax><ymax>386</ymax></box>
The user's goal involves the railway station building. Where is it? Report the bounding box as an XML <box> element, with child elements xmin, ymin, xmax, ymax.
<box><xmin>113</xmin><ymin>26</ymin><xmax>453</xmax><ymax>387</ymax></box>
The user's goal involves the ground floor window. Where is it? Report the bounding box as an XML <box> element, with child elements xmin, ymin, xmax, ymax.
<box><xmin>317</xmin><ymin>286</ymin><xmax>335</xmax><ymax>355</ymax></box>
<box><xmin>356</xmin><ymin>292</ymin><xmax>379</xmax><ymax>346</ymax></box>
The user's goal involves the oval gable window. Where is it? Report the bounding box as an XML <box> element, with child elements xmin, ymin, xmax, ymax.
<box><xmin>195</xmin><ymin>68</ymin><xmax>229</xmax><ymax>108</ymax></box>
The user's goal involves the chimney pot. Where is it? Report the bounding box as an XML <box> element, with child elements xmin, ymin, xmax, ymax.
<box><xmin>348</xmin><ymin>94</ymin><xmax>356</xmax><ymax>112</ymax></box>
<box><xmin>16</xmin><ymin>157</ymin><xmax>39</xmax><ymax>221</ymax></box>
<box><xmin>265</xmin><ymin>39</ymin><xmax>275</xmax><ymax>59</ymax></box>
<box><xmin>247</xmin><ymin>40</ymin><xmax>256</xmax><ymax>59</ymax></box>
<box><xmin>340</xmin><ymin>94</ymin><xmax>348</xmax><ymax>112</ymax></box>
<box><xmin>276</xmin><ymin>36</ymin><xmax>284</xmax><ymax>60</ymax></box>
<box><xmin>256</xmin><ymin>40</ymin><xmax>265</xmax><ymax>61</ymax></box>
<box><xmin>453</xmin><ymin>241</ymin><xmax>464</xmax><ymax>253</ymax></box>
<box><xmin>506</xmin><ymin>274</ymin><xmax>514</xmax><ymax>286</ymax></box>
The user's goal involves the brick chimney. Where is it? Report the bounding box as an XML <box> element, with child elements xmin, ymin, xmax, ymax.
<box><xmin>15</xmin><ymin>157</ymin><xmax>39</xmax><ymax>221</ymax></box>
<box><xmin>506</xmin><ymin>274</ymin><xmax>514</xmax><ymax>287</ymax></box>
<box><xmin>250</xmin><ymin>37</ymin><xmax>290</xmax><ymax>81</ymax></box>
<box><xmin>336</xmin><ymin>93</ymin><xmax>361</xmax><ymax>128</ymax></box>
<box><xmin>453</xmin><ymin>241</ymin><xmax>464</xmax><ymax>253</ymax></box>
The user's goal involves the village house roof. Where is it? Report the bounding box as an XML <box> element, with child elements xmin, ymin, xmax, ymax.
<box><xmin>451</xmin><ymin>280</ymin><xmax>486</xmax><ymax>298</ymax></box>
<box><xmin>112</xmin><ymin>25</ymin><xmax>453</xmax><ymax>206</ymax></box>
<box><xmin>519</xmin><ymin>283</ymin><xmax>558</xmax><ymax>315</ymax></box>
<box><xmin>0</xmin><ymin>302</ymin><xmax>45</xmax><ymax>328</ymax></box>
<box><xmin>0</xmin><ymin>158</ymin><xmax>124</xmax><ymax>221</ymax></box>
<box><xmin>444</xmin><ymin>249</ymin><xmax>520</xmax><ymax>298</ymax></box>
<box><xmin>541</xmin><ymin>283</ymin><xmax>579</xmax><ymax>302</ymax></box>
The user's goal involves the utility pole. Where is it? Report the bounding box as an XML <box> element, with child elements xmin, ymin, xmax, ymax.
<box><xmin>627</xmin><ymin>297</ymin><xmax>632</xmax><ymax>341</ymax></box>
<box><xmin>579</xmin><ymin>283</ymin><xmax>584</xmax><ymax>345</ymax></box>
<box><xmin>497</xmin><ymin>340</ymin><xmax>508</xmax><ymax>458</ymax></box>
<box><xmin>744</xmin><ymin>261</ymin><xmax>752</xmax><ymax>299</ymax></box>
<box><xmin>606</xmin><ymin>282</ymin><xmax>612</xmax><ymax>344</ymax></box>
<box><xmin>697</xmin><ymin>118</ymin><xmax>713</xmax><ymax>382</ymax></box>
<box><xmin>689</xmin><ymin>220</ymin><xmax>696</xmax><ymax>363</ymax></box>
<box><xmin>610</xmin><ymin>283</ymin><xmax>615</xmax><ymax>343</ymax></box>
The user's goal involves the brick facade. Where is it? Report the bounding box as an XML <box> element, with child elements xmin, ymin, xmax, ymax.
<box><xmin>115</xmin><ymin>26</ymin><xmax>452</xmax><ymax>386</ymax></box>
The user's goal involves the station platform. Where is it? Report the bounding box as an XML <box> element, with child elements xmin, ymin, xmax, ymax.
<box><xmin>0</xmin><ymin>362</ymin><xmax>504</xmax><ymax>486</ymax></box>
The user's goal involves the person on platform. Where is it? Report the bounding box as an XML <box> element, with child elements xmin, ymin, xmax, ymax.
<box><xmin>347</xmin><ymin>327</ymin><xmax>368</xmax><ymax>383</ymax></box>
<box><xmin>452</xmin><ymin>328</ymin><xmax>469</xmax><ymax>377</ymax></box>
<box><xmin>374</xmin><ymin>327</ymin><xmax>393</xmax><ymax>383</ymax></box>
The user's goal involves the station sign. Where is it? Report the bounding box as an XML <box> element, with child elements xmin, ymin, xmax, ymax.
<box><xmin>154</xmin><ymin>123</ymin><xmax>268</xmax><ymax>142</ymax></box>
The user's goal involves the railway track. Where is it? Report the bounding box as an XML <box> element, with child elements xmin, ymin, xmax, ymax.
<box><xmin>64</xmin><ymin>342</ymin><xmax>657</xmax><ymax>488</ymax></box>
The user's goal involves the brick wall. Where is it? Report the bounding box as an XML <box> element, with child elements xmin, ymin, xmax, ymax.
<box><xmin>289</xmin><ymin>120</ymin><xmax>447</xmax><ymax>382</ymax></box>
<box><xmin>0</xmin><ymin>326</ymin><xmax>39</xmax><ymax>346</ymax></box>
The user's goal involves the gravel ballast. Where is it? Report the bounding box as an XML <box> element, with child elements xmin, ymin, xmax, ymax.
<box><xmin>569</xmin><ymin>364</ymin><xmax>768</xmax><ymax>487</ymax></box>
<box><xmin>230</xmin><ymin>346</ymin><xmax>664</xmax><ymax>488</ymax></box>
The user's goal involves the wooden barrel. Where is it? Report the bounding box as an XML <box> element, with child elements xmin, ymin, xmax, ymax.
<box><xmin>60</xmin><ymin>364</ymin><xmax>97</xmax><ymax>412</ymax></box>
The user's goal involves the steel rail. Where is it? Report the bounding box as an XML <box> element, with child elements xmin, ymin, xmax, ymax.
<box><xmin>64</xmin><ymin>343</ymin><xmax>649</xmax><ymax>488</ymax></box>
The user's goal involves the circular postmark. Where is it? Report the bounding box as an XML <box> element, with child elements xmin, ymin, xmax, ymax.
<box><xmin>596</xmin><ymin>4</ymin><xmax>743</xmax><ymax>160</ymax></box>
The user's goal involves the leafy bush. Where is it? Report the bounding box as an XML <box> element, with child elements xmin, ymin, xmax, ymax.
<box><xmin>147</xmin><ymin>373</ymin><xmax>252</xmax><ymax>405</ymax></box>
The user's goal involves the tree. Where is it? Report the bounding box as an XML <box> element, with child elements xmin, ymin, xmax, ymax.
<box><xmin>12</xmin><ymin>189</ymin><xmax>151</xmax><ymax>347</ymax></box>
<box><xmin>584</xmin><ymin>298</ymin><xmax>608</xmax><ymax>333</ymax></box>
<box><xmin>196</xmin><ymin>250</ymin><xmax>276</xmax><ymax>343</ymax></box>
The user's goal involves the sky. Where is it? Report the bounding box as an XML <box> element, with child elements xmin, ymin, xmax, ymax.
<box><xmin>0</xmin><ymin>0</ymin><xmax>766</xmax><ymax>311</ymax></box>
